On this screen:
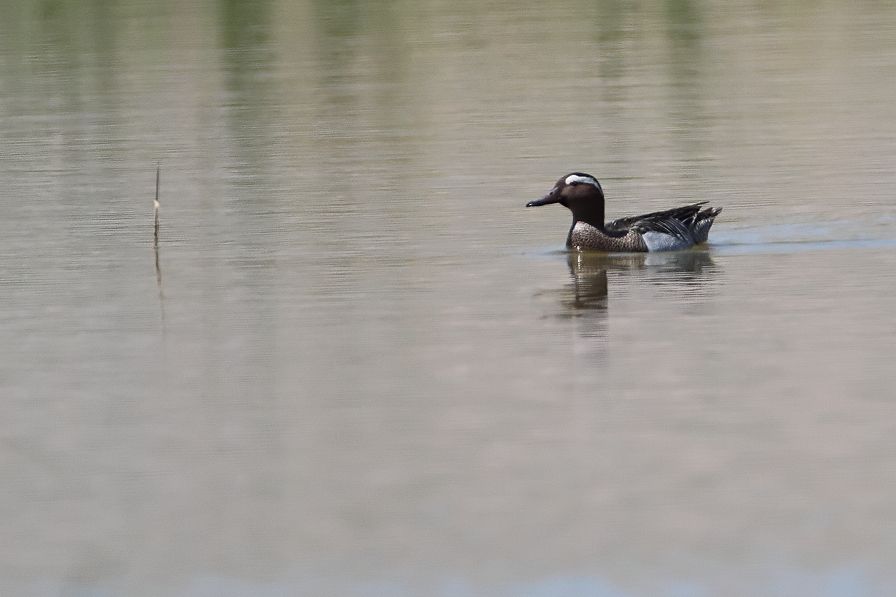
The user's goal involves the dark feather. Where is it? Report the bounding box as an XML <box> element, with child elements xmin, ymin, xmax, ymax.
<box><xmin>605</xmin><ymin>202</ymin><xmax>721</xmax><ymax>244</ymax></box>
<box><xmin>605</xmin><ymin>202</ymin><xmax>707</xmax><ymax>233</ymax></box>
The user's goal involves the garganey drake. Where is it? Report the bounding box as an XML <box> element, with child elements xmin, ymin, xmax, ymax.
<box><xmin>527</xmin><ymin>173</ymin><xmax>722</xmax><ymax>252</ymax></box>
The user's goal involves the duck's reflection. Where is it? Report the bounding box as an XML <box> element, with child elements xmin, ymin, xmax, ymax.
<box><xmin>569</xmin><ymin>248</ymin><xmax>715</xmax><ymax>303</ymax></box>
<box><xmin>541</xmin><ymin>249</ymin><xmax>718</xmax><ymax>338</ymax></box>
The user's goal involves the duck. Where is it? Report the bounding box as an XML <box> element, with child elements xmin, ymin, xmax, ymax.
<box><xmin>526</xmin><ymin>172</ymin><xmax>722</xmax><ymax>252</ymax></box>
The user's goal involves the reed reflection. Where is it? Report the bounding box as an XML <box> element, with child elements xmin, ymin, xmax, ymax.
<box><xmin>153</xmin><ymin>167</ymin><xmax>166</xmax><ymax>331</ymax></box>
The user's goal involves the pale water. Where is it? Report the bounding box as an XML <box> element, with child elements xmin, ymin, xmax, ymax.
<box><xmin>2</xmin><ymin>2</ymin><xmax>896</xmax><ymax>596</ymax></box>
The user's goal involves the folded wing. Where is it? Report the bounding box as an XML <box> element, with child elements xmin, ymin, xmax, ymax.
<box><xmin>606</xmin><ymin>202</ymin><xmax>722</xmax><ymax>251</ymax></box>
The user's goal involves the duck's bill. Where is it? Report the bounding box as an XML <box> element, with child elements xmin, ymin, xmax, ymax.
<box><xmin>526</xmin><ymin>192</ymin><xmax>560</xmax><ymax>207</ymax></box>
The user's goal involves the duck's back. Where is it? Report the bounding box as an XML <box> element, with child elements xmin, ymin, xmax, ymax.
<box><xmin>571</xmin><ymin>202</ymin><xmax>722</xmax><ymax>252</ymax></box>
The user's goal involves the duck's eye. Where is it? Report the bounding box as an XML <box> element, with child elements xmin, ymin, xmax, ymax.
<box><xmin>569</xmin><ymin>181</ymin><xmax>580</xmax><ymax>187</ymax></box>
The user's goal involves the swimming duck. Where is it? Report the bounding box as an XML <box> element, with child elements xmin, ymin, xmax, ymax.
<box><xmin>526</xmin><ymin>173</ymin><xmax>722</xmax><ymax>252</ymax></box>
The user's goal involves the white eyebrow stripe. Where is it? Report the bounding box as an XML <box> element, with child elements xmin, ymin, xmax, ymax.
<box><xmin>565</xmin><ymin>174</ymin><xmax>600</xmax><ymax>188</ymax></box>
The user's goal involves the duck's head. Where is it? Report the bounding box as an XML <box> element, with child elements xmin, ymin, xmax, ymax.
<box><xmin>526</xmin><ymin>173</ymin><xmax>604</xmax><ymax>211</ymax></box>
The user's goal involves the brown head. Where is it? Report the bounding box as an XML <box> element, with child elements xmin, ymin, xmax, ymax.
<box><xmin>526</xmin><ymin>173</ymin><xmax>606</xmax><ymax>228</ymax></box>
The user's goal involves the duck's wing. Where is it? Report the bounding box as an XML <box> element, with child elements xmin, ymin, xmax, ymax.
<box><xmin>606</xmin><ymin>202</ymin><xmax>723</xmax><ymax>251</ymax></box>
<box><xmin>605</xmin><ymin>202</ymin><xmax>708</xmax><ymax>234</ymax></box>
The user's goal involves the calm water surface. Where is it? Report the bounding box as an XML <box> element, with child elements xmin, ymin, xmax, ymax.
<box><xmin>2</xmin><ymin>1</ymin><xmax>896</xmax><ymax>596</ymax></box>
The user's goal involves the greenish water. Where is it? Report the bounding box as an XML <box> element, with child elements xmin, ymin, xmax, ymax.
<box><xmin>2</xmin><ymin>1</ymin><xmax>896</xmax><ymax>596</ymax></box>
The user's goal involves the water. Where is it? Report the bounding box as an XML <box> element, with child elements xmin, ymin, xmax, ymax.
<box><xmin>2</xmin><ymin>1</ymin><xmax>896</xmax><ymax>596</ymax></box>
